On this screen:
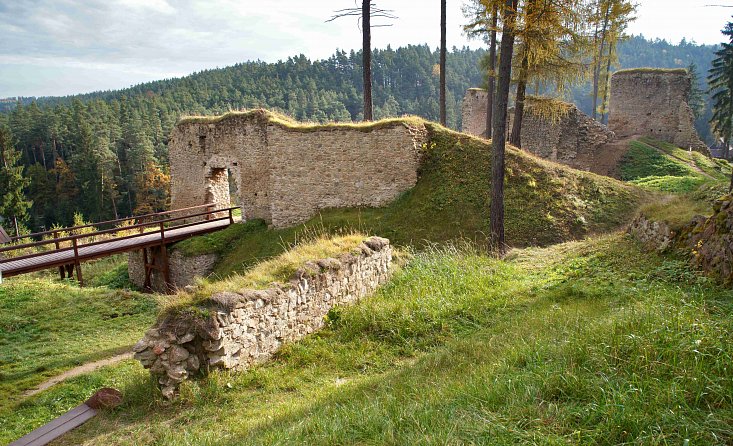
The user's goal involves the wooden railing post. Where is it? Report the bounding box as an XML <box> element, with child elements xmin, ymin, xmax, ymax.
<box><xmin>229</xmin><ymin>208</ymin><xmax>234</xmax><ymax>225</ymax></box>
<box><xmin>72</xmin><ymin>237</ymin><xmax>83</xmax><ymax>286</ymax></box>
<box><xmin>159</xmin><ymin>222</ymin><xmax>171</xmax><ymax>291</ymax></box>
<box><xmin>54</xmin><ymin>230</ymin><xmax>65</xmax><ymax>279</ymax></box>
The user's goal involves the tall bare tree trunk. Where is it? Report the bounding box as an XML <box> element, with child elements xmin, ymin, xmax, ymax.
<box><xmin>440</xmin><ymin>0</ymin><xmax>447</xmax><ymax>126</ymax></box>
<box><xmin>362</xmin><ymin>0</ymin><xmax>373</xmax><ymax>121</ymax></box>
<box><xmin>509</xmin><ymin>52</ymin><xmax>529</xmax><ymax>147</ymax></box>
<box><xmin>486</xmin><ymin>5</ymin><xmax>498</xmax><ymax>138</ymax></box>
<box><xmin>592</xmin><ymin>1</ymin><xmax>612</xmax><ymax>121</ymax></box>
<box><xmin>600</xmin><ymin>39</ymin><xmax>615</xmax><ymax>124</ymax></box>
<box><xmin>491</xmin><ymin>0</ymin><xmax>518</xmax><ymax>256</ymax></box>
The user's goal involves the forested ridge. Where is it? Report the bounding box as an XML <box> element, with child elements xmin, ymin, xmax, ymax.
<box><xmin>0</xmin><ymin>37</ymin><xmax>719</xmax><ymax>233</ymax></box>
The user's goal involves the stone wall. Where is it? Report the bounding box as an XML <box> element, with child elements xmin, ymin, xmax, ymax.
<box><xmin>609</xmin><ymin>69</ymin><xmax>709</xmax><ymax>154</ymax></box>
<box><xmin>169</xmin><ymin>111</ymin><xmax>427</xmax><ymax>228</ymax></box>
<box><xmin>128</xmin><ymin>248</ymin><xmax>218</xmax><ymax>292</ymax></box>
<box><xmin>133</xmin><ymin>236</ymin><xmax>393</xmax><ymax>398</ymax></box>
<box><xmin>628</xmin><ymin>195</ymin><xmax>733</xmax><ymax>285</ymax></box>
<box><xmin>461</xmin><ymin>88</ymin><xmax>489</xmax><ymax>137</ymax></box>
<box><xmin>461</xmin><ymin>91</ymin><xmax>615</xmax><ymax>171</ymax></box>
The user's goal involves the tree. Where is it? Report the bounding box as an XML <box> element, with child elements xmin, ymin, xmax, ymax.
<box><xmin>708</xmin><ymin>18</ymin><xmax>733</xmax><ymax>162</ymax></box>
<box><xmin>0</xmin><ymin>124</ymin><xmax>32</xmax><ymax>236</ymax></box>
<box><xmin>507</xmin><ymin>0</ymin><xmax>591</xmax><ymax>146</ymax></box>
<box><xmin>491</xmin><ymin>0</ymin><xmax>519</xmax><ymax>255</ymax></box>
<box><xmin>328</xmin><ymin>2</ymin><xmax>397</xmax><ymax>121</ymax></box>
<box><xmin>589</xmin><ymin>0</ymin><xmax>636</xmax><ymax>121</ymax></box>
<box><xmin>440</xmin><ymin>0</ymin><xmax>448</xmax><ymax>126</ymax></box>
<box><xmin>688</xmin><ymin>63</ymin><xmax>706</xmax><ymax>119</ymax></box>
<box><xmin>463</xmin><ymin>0</ymin><xmax>500</xmax><ymax>138</ymax></box>
<box><xmin>486</xmin><ymin>4</ymin><xmax>499</xmax><ymax>138</ymax></box>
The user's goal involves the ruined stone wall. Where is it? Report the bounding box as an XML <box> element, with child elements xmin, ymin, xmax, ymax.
<box><xmin>461</xmin><ymin>88</ymin><xmax>489</xmax><ymax>136</ymax></box>
<box><xmin>462</xmin><ymin>90</ymin><xmax>615</xmax><ymax>171</ymax></box>
<box><xmin>628</xmin><ymin>195</ymin><xmax>733</xmax><ymax>285</ymax></box>
<box><xmin>133</xmin><ymin>236</ymin><xmax>393</xmax><ymax>398</ymax></box>
<box><xmin>168</xmin><ymin>111</ymin><xmax>426</xmax><ymax>228</ymax></box>
<box><xmin>609</xmin><ymin>69</ymin><xmax>709</xmax><ymax>154</ymax></box>
<box><xmin>128</xmin><ymin>249</ymin><xmax>218</xmax><ymax>292</ymax></box>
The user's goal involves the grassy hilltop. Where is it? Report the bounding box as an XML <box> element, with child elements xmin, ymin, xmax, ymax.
<box><xmin>175</xmin><ymin>116</ymin><xmax>641</xmax><ymax>278</ymax></box>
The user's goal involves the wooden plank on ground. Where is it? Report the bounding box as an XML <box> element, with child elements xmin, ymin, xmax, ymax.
<box><xmin>8</xmin><ymin>388</ymin><xmax>122</xmax><ymax>446</ymax></box>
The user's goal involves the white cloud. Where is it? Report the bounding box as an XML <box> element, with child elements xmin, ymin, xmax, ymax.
<box><xmin>0</xmin><ymin>0</ymin><xmax>727</xmax><ymax>97</ymax></box>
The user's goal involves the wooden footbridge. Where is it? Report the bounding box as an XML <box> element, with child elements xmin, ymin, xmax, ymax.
<box><xmin>0</xmin><ymin>204</ymin><xmax>239</xmax><ymax>288</ymax></box>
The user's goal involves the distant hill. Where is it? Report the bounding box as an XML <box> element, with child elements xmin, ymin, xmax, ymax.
<box><xmin>0</xmin><ymin>37</ymin><xmax>719</xmax><ymax>232</ymax></box>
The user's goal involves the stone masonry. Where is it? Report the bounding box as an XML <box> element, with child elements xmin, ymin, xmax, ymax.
<box><xmin>462</xmin><ymin>91</ymin><xmax>615</xmax><ymax>171</ymax></box>
<box><xmin>133</xmin><ymin>236</ymin><xmax>393</xmax><ymax>398</ymax></box>
<box><xmin>128</xmin><ymin>249</ymin><xmax>218</xmax><ymax>292</ymax></box>
<box><xmin>169</xmin><ymin>111</ymin><xmax>427</xmax><ymax>228</ymax></box>
<box><xmin>609</xmin><ymin>69</ymin><xmax>709</xmax><ymax>154</ymax></box>
<box><xmin>462</xmin><ymin>68</ymin><xmax>710</xmax><ymax>171</ymax></box>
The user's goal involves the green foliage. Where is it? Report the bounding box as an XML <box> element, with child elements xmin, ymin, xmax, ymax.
<box><xmin>708</xmin><ymin>20</ymin><xmax>733</xmax><ymax>158</ymax></box>
<box><xmin>8</xmin><ymin>235</ymin><xmax>733</xmax><ymax>445</ymax></box>
<box><xmin>0</xmin><ymin>124</ymin><xmax>31</xmax><ymax>235</ymax></box>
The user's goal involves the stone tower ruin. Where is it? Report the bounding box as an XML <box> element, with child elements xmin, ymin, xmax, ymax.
<box><xmin>608</xmin><ymin>68</ymin><xmax>709</xmax><ymax>154</ymax></box>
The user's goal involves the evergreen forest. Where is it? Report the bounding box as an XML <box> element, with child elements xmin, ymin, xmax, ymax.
<box><xmin>0</xmin><ymin>36</ymin><xmax>720</xmax><ymax>233</ymax></box>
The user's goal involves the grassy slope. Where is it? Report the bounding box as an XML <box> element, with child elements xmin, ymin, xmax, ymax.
<box><xmin>4</xmin><ymin>234</ymin><xmax>729</xmax><ymax>445</ymax></box>
<box><xmin>0</xmin><ymin>278</ymin><xmax>160</xmax><ymax>411</ymax></box>
<box><xmin>617</xmin><ymin>137</ymin><xmax>732</xmax><ymax>228</ymax></box>
<box><xmin>178</xmin><ymin>124</ymin><xmax>641</xmax><ymax>278</ymax></box>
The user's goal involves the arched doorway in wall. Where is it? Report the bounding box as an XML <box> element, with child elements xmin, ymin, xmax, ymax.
<box><xmin>204</xmin><ymin>157</ymin><xmax>243</xmax><ymax>220</ymax></box>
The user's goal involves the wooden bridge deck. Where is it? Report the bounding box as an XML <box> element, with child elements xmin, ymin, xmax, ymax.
<box><xmin>0</xmin><ymin>205</ymin><xmax>238</xmax><ymax>284</ymax></box>
<box><xmin>0</xmin><ymin>219</ymin><xmax>229</xmax><ymax>278</ymax></box>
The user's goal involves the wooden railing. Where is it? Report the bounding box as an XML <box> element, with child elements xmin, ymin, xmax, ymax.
<box><xmin>0</xmin><ymin>204</ymin><xmax>239</xmax><ymax>282</ymax></box>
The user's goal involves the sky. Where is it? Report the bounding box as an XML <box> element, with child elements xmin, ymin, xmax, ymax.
<box><xmin>0</xmin><ymin>0</ymin><xmax>731</xmax><ymax>98</ymax></box>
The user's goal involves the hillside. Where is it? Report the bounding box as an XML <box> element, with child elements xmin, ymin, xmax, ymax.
<box><xmin>3</xmin><ymin>233</ymin><xmax>733</xmax><ymax>445</ymax></box>
<box><xmin>169</xmin><ymin>116</ymin><xmax>641</xmax><ymax>278</ymax></box>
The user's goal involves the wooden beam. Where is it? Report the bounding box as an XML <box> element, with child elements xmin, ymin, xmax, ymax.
<box><xmin>8</xmin><ymin>388</ymin><xmax>122</xmax><ymax>446</ymax></box>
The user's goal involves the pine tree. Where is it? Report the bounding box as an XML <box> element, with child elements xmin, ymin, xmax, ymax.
<box><xmin>708</xmin><ymin>19</ymin><xmax>733</xmax><ymax>161</ymax></box>
<box><xmin>688</xmin><ymin>63</ymin><xmax>706</xmax><ymax>119</ymax></box>
<box><xmin>0</xmin><ymin>124</ymin><xmax>32</xmax><ymax>236</ymax></box>
<box><xmin>440</xmin><ymin>0</ymin><xmax>448</xmax><ymax>126</ymax></box>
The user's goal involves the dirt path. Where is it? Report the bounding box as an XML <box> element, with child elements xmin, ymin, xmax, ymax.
<box><xmin>22</xmin><ymin>352</ymin><xmax>133</xmax><ymax>398</ymax></box>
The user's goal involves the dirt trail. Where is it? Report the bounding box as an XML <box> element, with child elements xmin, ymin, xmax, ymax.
<box><xmin>22</xmin><ymin>352</ymin><xmax>133</xmax><ymax>398</ymax></box>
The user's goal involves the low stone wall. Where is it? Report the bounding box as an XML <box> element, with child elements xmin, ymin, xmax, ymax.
<box><xmin>627</xmin><ymin>215</ymin><xmax>675</xmax><ymax>251</ymax></box>
<box><xmin>678</xmin><ymin>195</ymin><xmax>733</xmax><ymax>284</ymax></box>
<box><xmin>133</xmin><ymin>236</ymin><xmax>393</xmax><ymax>398</ymax></box>
<box><xmin>628</xmin><ymin>194</ymin><xmax>733</xmax><ymax>285</ymax></box>
<box><xmin>128</xmin><ymin>249</ymin><xmax>218</xmax><ymax>292</ymax></box>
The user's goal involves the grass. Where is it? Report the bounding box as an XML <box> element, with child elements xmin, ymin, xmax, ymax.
<box><xmin>614</xmin><ymin>67</ymin><xmax>689</xmax><ymax>75</ymax></box>
<box><xmin>177</xmin><ymin>108</ymin><xmax>426</xmax><ymax>133</ymax></box>
<box><xmin>174</xmin><ymin>124</ymin><xmax>641</xmax><ymax>278</ymax></box>
<box><xmin>5</xmin><ymin>233</ymin><xmax>731</xmax><ymax>445</ymax></box>
<box><xmin>166</xmin><ymin>233</ymin><xmax>368</xmax><ymax>316</ymax></box>
<box><xmin>0</xmin><ymin>277</ymin><xmax>161</xmax><ymax>413</ymax></box>
<box><xmin>637</xmin><ymin>195</ymin><xmax>714</xmax><ymax>230</ymax></box>
<box><xmin>618</xmin><ymin>138</ymin><xmax>731</xmax><ymax>203</ymax></box>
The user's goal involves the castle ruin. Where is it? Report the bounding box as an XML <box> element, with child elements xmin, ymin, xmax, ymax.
<box><xmin>608</xmin><ymin>69</ymin><xmax>708</xmax><ymax>153</ymax></box>
<box><xmin>168</xmin><ymin>111</ymin><xmax>427</xmax><ymax>228</ymax></box>
<box><xmin>461</xmin><ymin>68</ymin><xmax>710</xmax><ymax>171</ymax></box>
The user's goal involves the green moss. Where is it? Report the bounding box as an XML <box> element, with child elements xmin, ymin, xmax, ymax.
<box><xmin>177</xmin><ymin>108</ymin><xmax>426</xmax><ymax>133</ymax></box>
<box><xmin>614</xmin><ymin>67</ymin><xmax>689</xmax><ymax>76</ymax></box>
